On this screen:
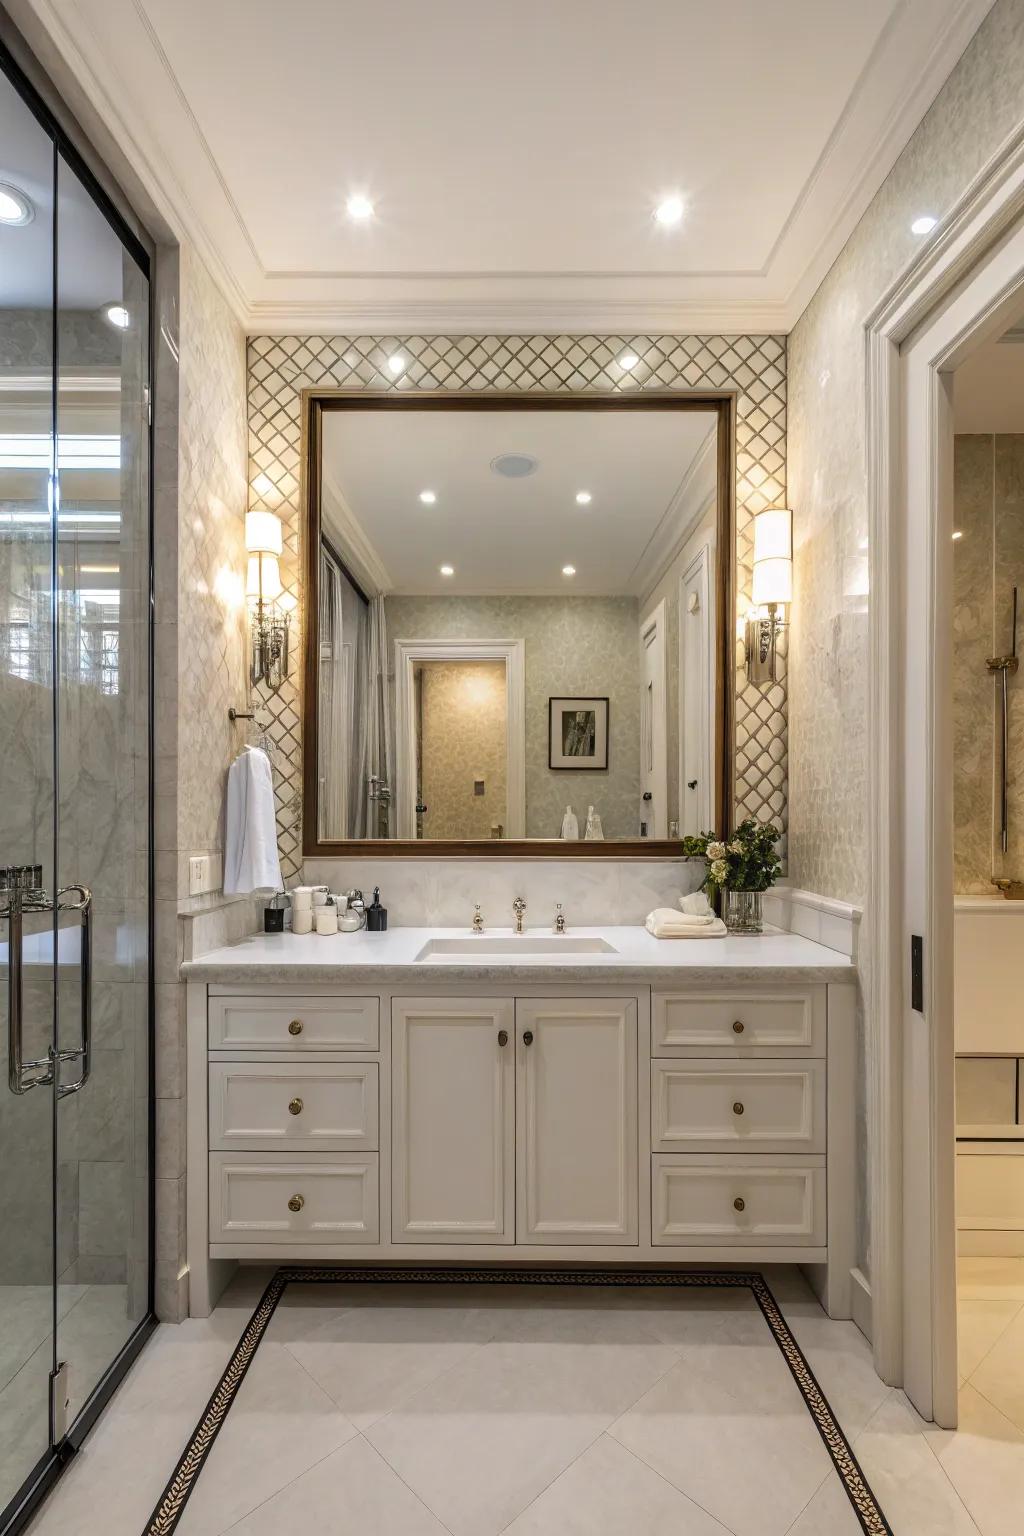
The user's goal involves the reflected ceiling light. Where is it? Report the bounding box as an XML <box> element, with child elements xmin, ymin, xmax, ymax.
<box><xmin>439</xmin><ymin>564</ymin><xmax>454</xmax><ymax>577</ymax></box>
<box><xmin>911</xmin><ymin>215</ymin><xmax>938</xmax><ymax>236</ymax></box>
<box><xmin>346</xmin><ymin>193</ymin><xmax>374</xmax><ymax>220</ymax></box>
<box><xmin>654</xmin><ymin>195</ymin><xmax>683</xmax><ymax>226</ymax></box>
<box><xmin>81</xmin><ymin>564</ymin><xmax>119</xmax><ymax>574</ymax></box>
<box><xmin>561</xmin><ymin>564</ymin><xmax>576</xmax><ymax>577</ymax></box>
<box><xmin>618</xmin><ymin>352</ymin><xmax>640</xmax><ymax>370</ymax></box>
<box><xmin>575</xmin><ymin>491</ymin><xmax>592</xmax><ymax>505</ymax></box>
<box><xmin>387</xmin><ymin>354</ymin><xmax>406</xmax><ymax>375</ymax></box>
<box><xmin>0</xmin><ymin>182</ymin><xmax>33</xmax><ymax>225</ymax></box>
<box><xmin>952</xmin><ymin>529</ymin><xmax>963</xmax><ymax>540</ymax></box>
<box><xmin>103</xmin><ymin>303</ymin><xmax>130</xmax><ymax>330</ymax></box>
<box><xmin>419</xmin><ymin>489</ymin><xmax>437</xmax><ymax>505</ymax></box>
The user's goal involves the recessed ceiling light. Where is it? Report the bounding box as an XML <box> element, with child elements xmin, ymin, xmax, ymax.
<box><xmin>387</xmin><ymin>354</ymin><xmax>406</xmax><ymax>375</ymax></box>
<box><xmin>619</xmin><ymin>352</ymin><xmax>640</xmax><ymax>370</ymax></box>
<box><xmin>419</xmin><ymin>490</ymin><xmax>437</xmax><ymax>505</ymax></box>
<box><xmin>346</xmin><ymin>193</ymin><xmax>374</xmax><ymax>220</ymax></box>
<box><xmin>952</xmin><ymin>529</ymin><xmax>963</xmax><ymax>540</ymax></box>
<box><xmin>103</xmin><ymin>303</ymin><xmax>130</xmax><ymax>330</ymax></box>
<box><xmin>911</xmin><ymin>215</ymin><xmax>938</xmax><ymax>236</ymax></box>
<box><xmin>439</xmin><ymin>563</ymin><xmax>454</xmax><ymax>577</ymax></box>
<box><xmin>0</xmin><ymin>182</ymin><xmax>33</xmax><ymax>226</ymax></box>
<box><xmin>575</xmin><ymin>491</ymin><xmax>592</xmax><ymax>505</ymax></box>
<box><xmin>561</xmin><ymin>564</ymin><xmax>576</xmax><ymax>577</ymax></box>
<box><xmin>654</xmin><ymin>195</ymin><xmax>683</xmax><ymax>227</ymax></box>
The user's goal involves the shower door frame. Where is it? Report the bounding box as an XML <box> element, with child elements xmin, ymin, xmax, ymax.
<box><xmin>866</xmin><ymin>120</ymin><xmax>1024</xmax><ymax>1428</ymax></box>
<box><xmin>0</xmin><ymin>33</ymin><xmax>157</xmax><ymax>1536</ymax></box>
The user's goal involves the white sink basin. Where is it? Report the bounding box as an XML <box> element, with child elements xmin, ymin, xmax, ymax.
<box><xmin>415</xmin><ymin>934</ymin><xmax>619</xmax><ymax>961</ymax></box>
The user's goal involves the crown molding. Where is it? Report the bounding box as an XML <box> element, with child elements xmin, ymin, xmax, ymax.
<box><xmin>628</xmin><ymin>427</ymin><xmax>719</xmax><ymax>599</ymax></box>
<box><xmin>321</xmin><ymin>468</ymin><xmax>392</xmax><ymax>598</ymax></box>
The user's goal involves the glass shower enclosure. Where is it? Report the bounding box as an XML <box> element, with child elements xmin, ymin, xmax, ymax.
<box><xmin>0</xmin><ymin>44</ymin><xmax>154</xmax><ymax>1531</ymax></box>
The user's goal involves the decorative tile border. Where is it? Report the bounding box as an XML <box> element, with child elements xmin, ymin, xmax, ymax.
<box><xmin>142</xmin><ymin>1265</ymin><xmax>890</xmax><ymax>1536</ymax></box>
<box><xmin>246</xmin><ymin>334</ymin><xmax>788</xmax><ymax>881</ymax></box>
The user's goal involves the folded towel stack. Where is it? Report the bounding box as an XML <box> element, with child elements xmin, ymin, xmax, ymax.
<box><xmin>644</xmin><ymin>906</ymin><xmax>727</xmax><ymax>939</ymax></box>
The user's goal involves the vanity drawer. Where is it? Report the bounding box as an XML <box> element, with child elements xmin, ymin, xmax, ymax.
<box><xmin>209</xmin><ymin>995</ymin><xmax>379</xmax><ymax>1051</ymax></box>
<box><xmin>209</xmin><ymin>1061</ymin><xmax>378</xmax><ymax>1152</ymax></box>
<box><xmin>652</xmin><ymin>988</ymin><xmax>825</xmax><ymax>1057</ymax></box>
<box><xmin>652</xmin><ymin>1155</ymin><xmax>825</xmax><ymax>1246</ymax></box>
<box><xmin>651</xmin><ymin>1059</ymin><xmax>825</xmax><ymax>1154</ymax></box>
<box><xmin>209</xmin><ymin>1152</ymin><xmax>379</xmax><ymax>1244</ymax></box>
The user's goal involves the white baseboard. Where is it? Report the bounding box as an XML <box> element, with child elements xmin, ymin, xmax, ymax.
<box><xmin>957</xmin><ymin>1229</ymin><xmax>1024</xmax><ymax>1256</ymax></box>
<box><xmin>762</xmin><ymin>886</ymin><xmax>862</xmax><ymax>959</ymax></box>
<box><xmin>850</xmin><ymin>1266</ymin><xmax>872</xmax><ymax>1342</ymax></box>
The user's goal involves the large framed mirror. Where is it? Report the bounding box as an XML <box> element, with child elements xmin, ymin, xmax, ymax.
<box><xmin>302</xmin><ymin>392</ymin><xmax>735</xmax><ymax>856</ymax></box>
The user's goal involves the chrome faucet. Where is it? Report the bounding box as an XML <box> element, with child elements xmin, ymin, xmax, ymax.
<box><xmin>554</xmin><ymin>902</ymin><xmax>565</xmax><ymax>934</ymax></box>
<box><xmin>512</xmin><ymin>896</ymin><xmax>526</xmax><ymax>934</ymax></box>
<box><xmin>472</xmin><ymin>903</ymin><xmax>484</xmax><ymax>933</ymax></box>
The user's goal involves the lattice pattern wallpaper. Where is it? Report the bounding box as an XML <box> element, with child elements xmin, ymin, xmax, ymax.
<box><xmin>246</xmin><ymin>334</ymin><xmax>788</xmax><ymax>882</ymax></box>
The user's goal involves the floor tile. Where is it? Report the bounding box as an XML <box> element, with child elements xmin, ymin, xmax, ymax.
<box><xmin>969</xmin><ymin>1306</ymin><xmax>1024</xmax><ymax>1434</ymax></box>
<box><xmin>925</xmin><ymin>1383</ymin><xmax>1024</xmax><ymax>1536</ymax></box>
<box><xmin>366</xmin><ymin>1331</ymin><xmax>679</xmax><ymax>1536</ymax></box>
<box><xmin>225</xmin><ymin>1436</ymin><xmax>449</xmax><ymax>1536</ymax></box>
<box><xmin>782</xmin><ymin>1310</ymin><xmax>893</xmax><ymax>1441</ymax></box>
<box><xmin>849</xmin><ymin>1391</ymin><xmax>982</xmax><ymax>1535</ymax></box>
<box><xmin>503</xmin><ymin>1433</ymin><xmax>732</xmax><ymax>1536</ymax></box>
<box><xmin>957</xmin><ymin>1299</ymin><xmax>1022</xmax><ymax>1382</ymax></box>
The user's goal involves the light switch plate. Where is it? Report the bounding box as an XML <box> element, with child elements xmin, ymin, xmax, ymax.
<box><xmin>188</xmin><ymin>855</ymin><xmax>210</xmax><ymax>896</ymax></box>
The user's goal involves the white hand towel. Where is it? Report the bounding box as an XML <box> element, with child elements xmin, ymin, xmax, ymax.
<box><xmin>224</xmin><ymin>745</ymin><xmax>282</xmax><ymax>895</ymax></box>
<box><xmin>645</xmin><ymin>908</ymin><xmax>726</xmax><ymax>938</ymax></box>
<box><xmin>680</xmin><ymin>891</ymin><xmax>714</xmax><ymax>918</ymax></box>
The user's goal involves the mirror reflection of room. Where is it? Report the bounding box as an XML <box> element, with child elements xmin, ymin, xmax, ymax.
<box><xmin>314</xmin><ymin>406</ymin><xmax>720</xmax><ymax>844</ymax></box>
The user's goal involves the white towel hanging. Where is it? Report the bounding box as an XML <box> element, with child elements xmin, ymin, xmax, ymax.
<box><xmin>224</xmin><ymin>745</ymin><xmax>282</xmax><ymax>894</ymax></box>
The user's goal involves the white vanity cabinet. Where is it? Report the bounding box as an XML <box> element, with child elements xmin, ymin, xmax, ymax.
<box><xmin>187</xmin><ymin>970</ymin><xmax>855</xmax><ymax>1321</ymax></box>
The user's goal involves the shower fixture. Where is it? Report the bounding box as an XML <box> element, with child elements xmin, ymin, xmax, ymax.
<box><xmin>987</xmin><ymin>585</ymin><xmax>1018</xmax><ymax>855</ymax></box>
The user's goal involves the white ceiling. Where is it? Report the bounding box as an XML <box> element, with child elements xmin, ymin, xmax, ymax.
<box><xmin>12</xmin><ymin>0</ymin><xmax>993</xmax><ymax>332</ymax></box>
<box><xmin>320</xmin><ymin>408</ymin><xmax>717</xmax><ymax>595</ymax></box>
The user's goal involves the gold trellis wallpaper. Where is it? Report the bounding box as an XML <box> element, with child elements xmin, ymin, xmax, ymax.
<box><xmin>246</xmin><ymin>333</ymin><xmax>788</xmax><ymax>882</ymax></box>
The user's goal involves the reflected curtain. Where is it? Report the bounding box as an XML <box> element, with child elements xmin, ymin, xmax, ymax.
<box><xmin>317</xmin><ymin>550</ymin><xmax>346</xmax><ymax>839</ymax></box>
<box><xmin>353</xmin><ymin>594</ymin><xmax>394</xmax><ymax>837</ymax></box>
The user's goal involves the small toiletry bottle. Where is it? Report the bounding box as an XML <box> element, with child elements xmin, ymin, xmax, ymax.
<box><xmin>584</xmin><ymin>805</ymin><xmax>604</xmax><ymax>840</ymax></box>
<box><xmin>291</xmin><ymin>899</ymin><xmax>313</xmax><ymax>934</ymax></box>
<box><xmin>264</xmin><ymin>891</ymin><xmax>286</xmax><ymax>933</ymax></box>
<box><xmin>560</xmin><ymin>805</ymin><xmax>579</xmax><ymax>839</ymax></box>
<box><xmin>366</xmin><ymin>886</ymin><xmax>388</xmax><ymax>931</ymax></box>
<box><xmin>315</xmin><ymin>894</ymin><xmax>339</xmax><ymax>935</ymax></box>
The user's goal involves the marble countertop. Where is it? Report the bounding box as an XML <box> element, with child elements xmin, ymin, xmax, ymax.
<box><xmin>181</xmin><ymin>924</ymin><xmax>856</xmax><ymax>986</ymax></box>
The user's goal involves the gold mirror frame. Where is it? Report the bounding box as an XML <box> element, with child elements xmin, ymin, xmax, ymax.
<box><xmin>301</xmin><ymin>389</ymin><xmax>736</xmax><ymax>857</ymax></box>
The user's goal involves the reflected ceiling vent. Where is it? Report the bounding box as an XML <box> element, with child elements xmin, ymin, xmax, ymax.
<box><xmin>490</xmin><ymin>453</ymin><xmax>539</xmax><ymax>479</ymax></box>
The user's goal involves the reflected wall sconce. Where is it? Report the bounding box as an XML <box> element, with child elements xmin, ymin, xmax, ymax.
<box><xmin>746</xmin><ymin>507</ymin><xmax>793</xmax><ymax>685</ymax></box>
<box><xmin>245</xmin><ymin>511</ymin><xmax>293</xmax><ymax>691</ymax></box>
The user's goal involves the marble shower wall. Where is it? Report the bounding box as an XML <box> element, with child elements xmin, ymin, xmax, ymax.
<box><xmin>247</xmin><ymin>334</ymin><xmax>789</xmax><ymax>879</ymax></box>
<box><xmin>788</xmin><ymin>0</ymin><xmax>1024</xmax><ymax>908</ymax></box>
<box><xmin>953</xmin><ymin>434</ymin><xmax>1024</xmax><ymax>892</ymax></box>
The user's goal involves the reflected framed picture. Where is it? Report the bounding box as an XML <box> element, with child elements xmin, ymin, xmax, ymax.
<box><xmin>548</xmin><ymin>696</ymin><xmax>609</xmax><ymax>770</ymax></box>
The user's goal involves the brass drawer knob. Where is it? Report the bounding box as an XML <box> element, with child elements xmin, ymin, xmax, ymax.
<box><xmin>732</xmin><ymin>1020</ymin><xmax>744</xmax><ymax>1034</ymax></box>
<box><xmin>288</xmin><ymin>1097</ymin><xmax>304</xmax><ymax>1116</ymax></box>
<box><xmin>288</xmin><ymin>1019</ymin><xmax>304</xmax><ymax>1036</ymax></box>
<box><xmin>732</xmin><ymin>1101</ymin><xmax>745</xmax><ymax>1116</ymax></box>
<box><xmin>288</xmin><ymin>1193</ymin><xmax>305</xmax><ymax>1213</ymax></box>
<box><xmin>733</xmin><ymin>1196</ymin><xmax>746</xmax><ymax>1213</ymax></box>
<box><xmin>497</xmin><ymin>1029</ymin><xmax>509</xmax><ymax>1047</ymax></box>
<box><xmin>523</xmin><ymin>1029</ymin><xmax>534</xmax><ymax>1046</ymax></box>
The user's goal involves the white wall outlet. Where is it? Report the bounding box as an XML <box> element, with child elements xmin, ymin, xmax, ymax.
<box><xmin>188</xmin><ymin>855</ymin><xmax>211</xmax><ymax>896</ymax></box>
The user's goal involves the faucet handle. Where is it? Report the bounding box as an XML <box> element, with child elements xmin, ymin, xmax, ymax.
<box><xmin>472</xmin><ymin>903</ymin><xmax>484</xmax><ymax>932</ymax></box>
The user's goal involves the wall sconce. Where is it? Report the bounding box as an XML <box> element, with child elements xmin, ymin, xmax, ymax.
<box><xmin>245</xmin><ymin>510</ymin><xmax>291</xmax><ymax>691</ymax></box>
<box><xmin>746</xmin><ymin>507</ymin><xmax>793</xmax><ymax>685</ymax></box>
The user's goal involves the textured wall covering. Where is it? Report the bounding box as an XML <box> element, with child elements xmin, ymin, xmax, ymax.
<box><xmin>788</xmin><ymin>0</ymin><xmax>1024</xmax><ymax>907</ymax></box>
<box><xmin>386</xmin><ymin>593</ymin><xmax>642</xmax><ymax>839</ymax></box>
<box><xmin>247</xmin><ymin>333</ymin><xmax>788</xmax><ymax>878</ymax></box>
<box><xmin>418</xmin><ymin>659</ymin><xmax>508</xmax><ymax>839</ymax></box>
<box><xmin>953</xmin><ymin>433</ymin><xmax>1024</xmax><ymax>892</ymax></box>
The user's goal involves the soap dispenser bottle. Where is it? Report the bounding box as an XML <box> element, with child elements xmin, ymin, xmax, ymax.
<box><xmin>366</xmin><ymin>886</ymin><xmax>388</xmax><ymax>931</ymax></box>
<box><xmin>584</xmin><ymin>805</ymin><xmax>604</xmax><ymax>840</ymax></box>
<box><xmin>315</xmin><ymin>894</ymin><xmax>339</xmax><ymax>935</ymax></box>
<box><xmin>560</xmin><ymin>805</ymin><xmax>579</xmax><ymax>839</ymax></box>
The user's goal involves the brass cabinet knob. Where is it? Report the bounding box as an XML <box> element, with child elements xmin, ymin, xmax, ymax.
<box><xmin>288</xmin><ymin>1019</ymin><xmax>304</xmax><ymax>1036</ymax></box>
<box><xmin>733</xmin><ymin>1196</ymin><xmax>746</xmax><ymax>1213</ymax></box>
<box><xmin>288</xmin><ymin>1193</ymin><xmax>305</xmax><ymax>1212</ymax></box>
<box><xmin>732</xmin><ymin>1020</ymin><xmax>745</xmax><ymax>1034</ymax></box>
<box><xmin>732</xmin><ymin>1101</ymin><xmax>745</xmax><ymax>1116</ymax></box>
<box><xmin>522</xmin><ymin>1029</ymin><xmax>534</xmax><ymax>1046</ymax></box>
<box><xmin>497</xmin><ymin>1029</ymin><xmax>509</xmax><ymax>1047</ymax></box>
<box><xmin>288</xmin><ymin>1097</ymin><xmax>304</xmax><ymax>1116</ymax></box>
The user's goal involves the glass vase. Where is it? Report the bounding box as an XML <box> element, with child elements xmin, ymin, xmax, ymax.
<box><xmin>724</xmin><ymin>889</ymin><xmax>764</xmax><ymax>934</ymax></box>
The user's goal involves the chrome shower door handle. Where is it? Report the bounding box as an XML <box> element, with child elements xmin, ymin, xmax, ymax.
<box><xmin>54</xmin><ymin>884</ymin><xmax>92</xmax><ymax>1098</ymax></box>
<box><xmin>5</xmin><ymin>875</ymin><xmax>53</xmax><ymax>1095</ymax></box>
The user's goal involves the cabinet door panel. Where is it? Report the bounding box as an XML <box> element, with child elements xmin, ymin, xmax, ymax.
<box><xmin>392</xmin><ymin>997</ymin><xmax>514</xmax><ymax>1242</ymax></box>
<box><xmin>516</xmin><ymin>998</ymin><xmax>638</xmax><ymax>1244</ymax></box>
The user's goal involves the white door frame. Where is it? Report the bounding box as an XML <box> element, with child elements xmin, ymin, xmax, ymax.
<box><xmin>679</xmin><ymin>544</ymin><xmax>715</xmax><ymax>834</ymax></box>
<box><xmin>640</xmin><ymin>599</ymin><xmax>668</xmax><ymax>839</ymax></box>
<box><xmin>394</xmin><ymin>638</ymin><xmax>526</xmax><ymax>839</ymax></box>
<box><xmin>866</xmin><ymin>123</ymin><xmax>1024</xmax><ymax>1424</ymax></box>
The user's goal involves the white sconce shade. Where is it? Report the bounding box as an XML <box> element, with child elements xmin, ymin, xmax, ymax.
<box><xmin>246</xmin><ymin>552</ymin><xmax>282</xmax><ymax>602</ymax></box>
<box><xmin>751</xmin><ymin>508</ymin><xmax>793</xmax><ymax>606</ymax></box>
<box><xmin>245</xmin><ymin>510</ymin><xmax>283</xmax><ymax>556</ymax></box>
